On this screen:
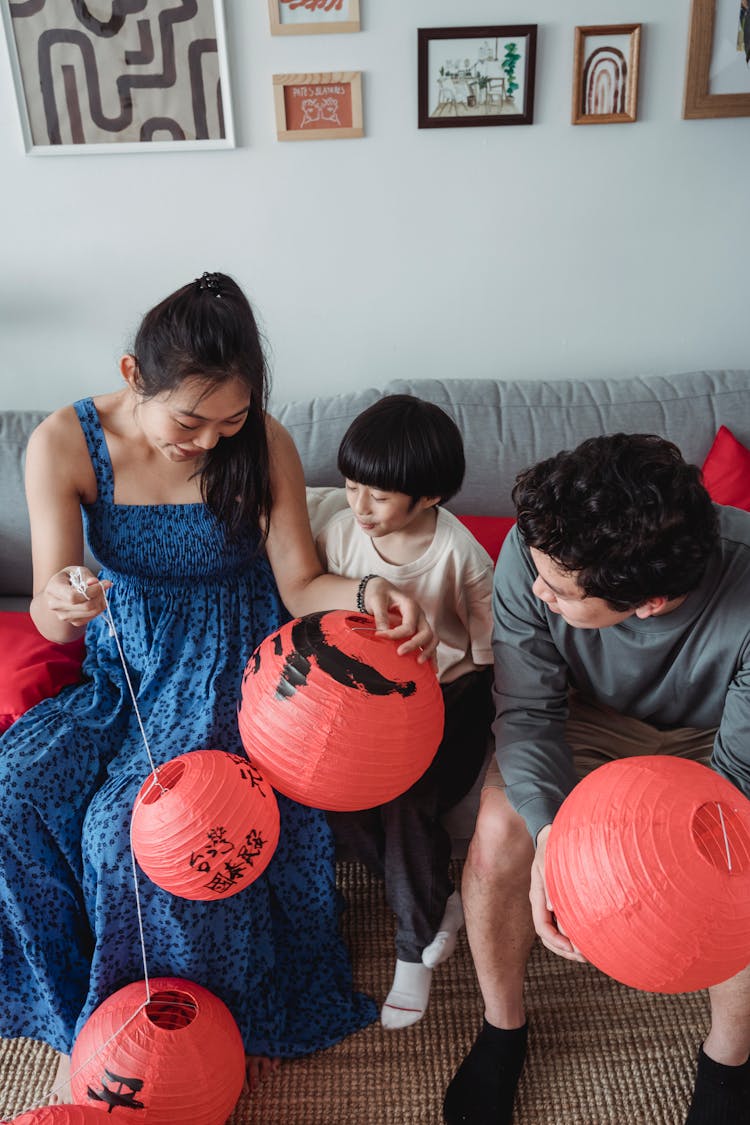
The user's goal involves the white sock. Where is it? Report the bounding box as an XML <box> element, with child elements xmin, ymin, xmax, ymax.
<box><xmin>381</xmin><ymin>959</ymin><xmax>433</xmax><ymax>1030</ymax></box>
<box><xmin>421</xmin><ymin>890</ymin><xmax>464</xmax><ymax>968</ymax></box>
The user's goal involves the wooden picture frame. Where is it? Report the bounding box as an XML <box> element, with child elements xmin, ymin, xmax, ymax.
<box><xmin>268</xmin><ymin>0</ymin><xmax>360</xmax><ymax>36</ymax></box>
<box><xmin>0</xmin><ymin>0</ymin><xmax>234</xmax><ymax>154</ymax></box>
<box><xmin>273</xmin><ymin>72</ymin><xmax>363</xmax><ymax>140</ymax></box>
<box><xmin>572</xmin><ymin>24</ymin><xmax>641</xmax><ymax>125</ymax></box>
<box><xmin>683</xmin><ymin>0</ymin><xmax>750</xmax><ymax>118</ymax></box>
<box><xmin>417</xmin><ymin>25</ymin><xmax>537</xmax><ymax>129</ymax></box>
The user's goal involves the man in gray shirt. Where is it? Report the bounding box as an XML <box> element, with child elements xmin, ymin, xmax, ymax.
<box><xmin>444</xmin><ymin>433</ymin><xmax>750</xmax><ymax>1125</ymax></box>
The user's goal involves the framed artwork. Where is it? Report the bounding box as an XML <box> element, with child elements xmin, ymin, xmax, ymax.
<box><xmin>684</xmin><ymin>0</ymin><xmax>750</xmax><ymax>118</ymax></box>
<box><xmin>571</xmin><ymin>24</ymin><xmax>642</xmax><ymax>124</ymax></box>
<box><xmin>417</xmin><ymin>25</ymin><xmax>537</xmax><ymax>129</ymax></box>
<box><xmin>273</xmin><ymin>72</ymin><xmax>363</xmax><ymax>140</ymax></box>
<box><xmin>268</xmin><ymin>0</ymin><xmax>360</xmax><ymax>36</ymax></box>
<box><xmin>0</xmin><ymin>0</ymin><xmax>233</xmax><ymax>155</ymax></box>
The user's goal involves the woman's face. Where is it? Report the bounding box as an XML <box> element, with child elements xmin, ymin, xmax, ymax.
<box><xmin>137</xmin><ymin>376</ymin><xmax>251</xmax><ymax>464</ymax></box>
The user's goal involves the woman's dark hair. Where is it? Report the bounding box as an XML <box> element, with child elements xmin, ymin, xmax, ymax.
<box><xmin>337</xmin><ymin>394</ymin><xmax>465</xmax><ymax>504</ymax></box>
<box><xmin>513</xmin><ymin>432</ymin><xmax>719</xmax><ymax>610</ymax></box>
<box><xmin>132</xmin><ymin>271</ymin><xmax>270</xmax><ymax>538</ymax></box>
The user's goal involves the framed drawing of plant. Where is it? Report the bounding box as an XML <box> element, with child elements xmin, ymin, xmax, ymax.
<box><xmin>0</xmin><ymin>0</ymin><xmax>233</xmax><ymax>154</ymax></box>
<box><xmin>273</xmin><ymin>72</ymin><xmax>363</xmax><ymax>140</ymax></box>
<box><xmin>417</xmin><ymin>25</ymin><xmax>537</xmax><ymax>129</ymax></box>
<box><xmin>572</xmin><ymin>24</ymin><xmax>642</xmax><ymax>125</ymax></box>
<box><xmin>268</xmin><ymin>0</ymin><xmax>360</xmax><ymax>36</ymax></box>
<box><xmin>683</xmin><ymin>0</ymin><xmax>750</xmax><ymax>118</ymax></box>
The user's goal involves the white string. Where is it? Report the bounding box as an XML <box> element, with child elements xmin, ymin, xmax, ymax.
<box><xmin>717</xmin><ymin>802</ymin><xmax>733</xmax><ymax>873</ymax></box>
<box><xmin>69</xmin><ymin>568</ymin><xmax>162</xmax><ymax>786</ymax></box>
<box><xmin>15</xmin><ymin>569</ymin><xmax>165</xmax><ymax>1112</ymax></box>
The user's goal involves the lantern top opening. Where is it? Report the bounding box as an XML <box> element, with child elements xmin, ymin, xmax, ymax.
<box><xmin>692</xmin><ymin>801</ymin><xmax>750</xmax><ymax>875</ymax></box>
<box><xmin>141</xmin><ymin>759</ymin><xmax>186</xmax><ymax>805</ymax></box>
<box><xmin>145</xmin><ymin>988</ymin><xmax>198</xmax><ymax>1031</ymax></box>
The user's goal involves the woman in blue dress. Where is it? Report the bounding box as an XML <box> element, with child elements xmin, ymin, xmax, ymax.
<box><xmin>0</xmin><ymin>272</ymin><xmax>435</xmax><ymax>1097</ymax></box>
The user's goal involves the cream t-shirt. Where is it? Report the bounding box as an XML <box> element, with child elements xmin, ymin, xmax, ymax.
<box><xmin>316</xmin><ymin>500</ymin><xmax>494</xmax><ymax>684</ymax></box>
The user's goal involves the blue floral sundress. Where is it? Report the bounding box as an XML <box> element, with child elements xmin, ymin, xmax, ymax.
<box><xmin>0</xmin><ymin>398</ymin><xmax>376</xmax><ymax>1055</ymax></box>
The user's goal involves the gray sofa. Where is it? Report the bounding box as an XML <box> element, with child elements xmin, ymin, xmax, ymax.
<box><xmin>5</xmin><ymin>369</ymin><xmax>749</xmax><ymax>613</ymax></box>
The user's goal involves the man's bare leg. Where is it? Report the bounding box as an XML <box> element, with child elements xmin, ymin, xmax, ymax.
<box><xmin>443</xmin><ymin>787</ymin><xmax>535</xmax><ymax>1125</ymax></box>
<box><xmin>686</xmin><ymin>962</ymin><xmax>750</xmax><ymax>1124</ymax></box>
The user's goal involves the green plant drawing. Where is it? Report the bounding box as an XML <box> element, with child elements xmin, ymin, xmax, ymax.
<box><xmin>502</xmin><ymin>41</ymin><xmax>520</xmax><ymax>98</ymax></box>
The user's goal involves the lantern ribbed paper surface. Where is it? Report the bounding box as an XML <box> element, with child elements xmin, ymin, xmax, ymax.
<box><xmin>70</xmin><ymin>977</ymin><xmax>244</xmax><ymax>1123</ymax></box>
<box><xmin>238</xmin><ymin>610</ymin><xmax>445</xmax><ymax>811</ymax></box>
<box><xmin>10</xmin><ymin>1109</ymin><xmax>107</xmax><ymax>1124</ymax></box>
<box><xmin>131</xmin><ymin>749</ymin><xmax>279</xmax><ymax>900</ymax></box>
<box><xmin>546</xmin><ymin>756</ymin><xmax>750</xmax><ymax>993</ymax></box>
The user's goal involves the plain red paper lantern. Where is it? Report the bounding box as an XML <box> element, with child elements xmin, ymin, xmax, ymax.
<box><xmin>238</xmin><ymin>610</ymin><xmax>444</xmax><ymax>811</ymax></box>
<box><xmin>10</xmin><ymin>1109</ymin><xmax>106</xmax><ymax>1124</ymax></box>
<box><xmin>546</xmin><ymin>756</ymin><xmax>750</xmax><ymax>993</ymax></box>
<box><xmin>70</xmin><ymin>977</ymin><xmax>244</xmax><ymax>1123</ymax></box>
<box><xmin>131</xmin><ymin>749</ymin><xmax>279</xmax><ymax>900</ymax></box>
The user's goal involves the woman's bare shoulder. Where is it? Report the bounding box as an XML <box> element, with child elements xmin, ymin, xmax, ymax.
<box><xmin>26</xmin><ymin>403</ymin><xmax>97</xmax><ymax>500</ymax></box>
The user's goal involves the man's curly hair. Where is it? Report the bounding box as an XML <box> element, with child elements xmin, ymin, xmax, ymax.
<box><xmin>512</xmin><ymin>433</ymin><xmax>719</xmax><ymax>611</ymax></box>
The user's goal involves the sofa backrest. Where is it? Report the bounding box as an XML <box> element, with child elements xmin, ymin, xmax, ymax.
<box><xmin>0</xmin><ymin>410</ymin><xmax>47</xmax><ymax>599</ymax></box>
<box><xmin>275</xmin><ymin>369</ymin><xmax>750</xmax><ymax>516</ymax></box>
<box><xmin>2</xmin><ymin>369</ymin><xmax>749</xmax><ymax>600</ymax></box>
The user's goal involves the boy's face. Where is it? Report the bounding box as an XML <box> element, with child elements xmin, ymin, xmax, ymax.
<box><xmin>345</xmin><ymin>481</ymin><xmax>437</xmax><ymax>539</ymax></box>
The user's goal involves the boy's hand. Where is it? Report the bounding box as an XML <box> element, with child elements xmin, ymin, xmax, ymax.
<box><xmin>363</xmin><ymin>577</ymin><xmax>438</xmax><ymax>663</ymax></box>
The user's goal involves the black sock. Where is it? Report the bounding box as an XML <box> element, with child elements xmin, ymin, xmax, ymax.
<box><xmin>443</xmin><ymin>1019</ymin><xmax>528</xmax><ymax>1125</ymax></box>
<box><xmin>685</xmin><ymin>1047</ymin><xmax>750</xmax><ymax>1125</ymax></box>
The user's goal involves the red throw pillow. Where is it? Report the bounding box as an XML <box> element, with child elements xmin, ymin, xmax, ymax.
<box><xmin>0</xmin><ymin>612</ymin><xmax>86</xmax><ymax>733</ymax></box>
<box><xmin>457</xmin><ymin>515</ymin><xmax>516</xmax><ymax>562</ymax></box>
<box><xmin>702</xmin><ymin>426</ymin><xmax>750</xmax><ymax>511</ymax></box>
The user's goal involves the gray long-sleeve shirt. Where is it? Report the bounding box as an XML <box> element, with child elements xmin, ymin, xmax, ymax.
<box><xmin>492</xmin><ymin>504</ymin><xmax>750</xmax><ymax>842</ymax></box>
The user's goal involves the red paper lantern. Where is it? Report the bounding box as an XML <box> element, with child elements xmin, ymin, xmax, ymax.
<box><xmin>70</xmin><ymin>977</ymin><xmax>244</xmax><ymax>1123</ymax></box>
<box><xmin>546</xmin><ymin>756</ymin><xmax>750</xmax><ymax>993</ymax></box>
<box><xmin>238</xmin><ymin>610</ymin><xmax>444</xmax><ymax>811</ymax></box>
<box><xmin>131</xmin><ymin>749</ymin><xmax>279</xmax><ymax>900</ymax></box>
<box><xmin>10</xmin><ymin>1109</ymin><xmax>106</xmax><ymax>1124</ymax></box>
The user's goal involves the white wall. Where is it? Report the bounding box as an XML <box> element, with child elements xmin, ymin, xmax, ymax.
<box><xmin>0</xmin><ymin>0</ymin><xmax>747</xmax><ymax>412</ymax></box>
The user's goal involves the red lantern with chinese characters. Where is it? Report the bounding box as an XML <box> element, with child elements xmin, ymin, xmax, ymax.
<box><xmin>10</xmin><ymin>1109</ymin><xmax>107</xmax><ymax>1124</ymax></box>
<box><xmin>70</xmin><ymin>977</ymin><xmax>244</xmax><ymax>1124</ymax></box>
<box><xmin>546</xmin><ymin>756</ymin><xmax>750</xmax><ymax>993</ymax></box>
<box><xmin>131</xmin><ymin>749</ymin><xmax>279</xmax><ymax>900</ymax></box>
<box><xmin>238</xmin><ymin>610</ymin><xmax>444</xmax><ymax>811</ymax></box>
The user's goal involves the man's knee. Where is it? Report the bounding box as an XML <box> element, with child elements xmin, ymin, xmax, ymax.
<box><xmin>466</xmin><ymin>787</ymin><xmax>534</xmax><ymax>880</ymax></box>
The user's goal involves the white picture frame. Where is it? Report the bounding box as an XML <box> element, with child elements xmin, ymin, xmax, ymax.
<box><xmin>268</xmin><ymin>0</ymin><xmax>361</xmax><ymax>37</ymax></box>
<box><xmin>1</xmin><ymin>0</ymin><xmax>235</xmax><ymax>155</ymax></box>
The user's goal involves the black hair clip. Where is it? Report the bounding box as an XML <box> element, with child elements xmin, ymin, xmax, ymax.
<box><xmin>196</xmin><ymin>271</ymin><xmax>222</xmax><ymax>297</ymax></box>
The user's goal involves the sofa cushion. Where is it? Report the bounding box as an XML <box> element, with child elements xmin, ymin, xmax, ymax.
<box><xmin>702</xmin><ymin>426</ymin><xmax>750</xmax><ymax>511</ymax></box>
<box><xmin>0</xmin><ymin>613</ymin><xmax>85</xmax><ymax>732</ymax></box>
<box><xmin>456</xmin><ymin>515</ymin><xmax>515</xmax><ymax>563</ymax></box>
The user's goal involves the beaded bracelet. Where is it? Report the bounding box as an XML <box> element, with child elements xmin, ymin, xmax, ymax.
<box><xmin>356</xmin><ymin>574</ymin><xmax>378</xmax><ymax>614</ymax></box>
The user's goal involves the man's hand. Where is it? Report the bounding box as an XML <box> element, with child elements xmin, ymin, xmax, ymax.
<box><xmin>530</xmin><ymin>824</ymin><xmax>586</xmax><ymax>962</ymax></box>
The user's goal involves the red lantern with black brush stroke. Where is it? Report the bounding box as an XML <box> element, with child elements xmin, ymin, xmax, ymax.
<box><xmin>238</xmin><ymin>610</ymin><xmax>445</xmax><ymax>812</ymax></box>
<box><xmin>70</xmin><ymin>977</ymin><xmax>244</xmax><ymax>1124</ymax></box>
<box><xmin>546</xmin><ymin>756</ymin><xmax>750</xmax><ymax>994</ymax></box>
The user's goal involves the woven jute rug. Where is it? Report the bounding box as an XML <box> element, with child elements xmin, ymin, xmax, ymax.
<box><xmin>0</xmin><ymin>861</ymin><xmax>710</xmax><ymax>1124</ymax></box>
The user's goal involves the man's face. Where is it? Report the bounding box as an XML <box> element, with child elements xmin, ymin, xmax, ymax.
<box><xmin>529</xmin><ymin>547</ymin><xmax>635</xmax><ymax>630</ymax></box>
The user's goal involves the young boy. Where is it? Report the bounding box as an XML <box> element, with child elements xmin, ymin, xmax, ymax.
<box><xmin>316</xmin><ymin>394</ymin><xmax>494</xmax><ymax>1029</ymax></box>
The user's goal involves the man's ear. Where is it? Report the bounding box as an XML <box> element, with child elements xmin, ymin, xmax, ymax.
<box><xmin>634</xmin><ymin>595</ymin><xmax>670</xmax><ymax>619</ymax></box>
<box><xmin>420</xmin><ymin>496</ymin><xmax>441</xmax><ymax>511</ymax></box>
<box><xmin>120</xmin><ymin>354</ymin><xmax>140</xmax><ymax>389</ymax></box>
